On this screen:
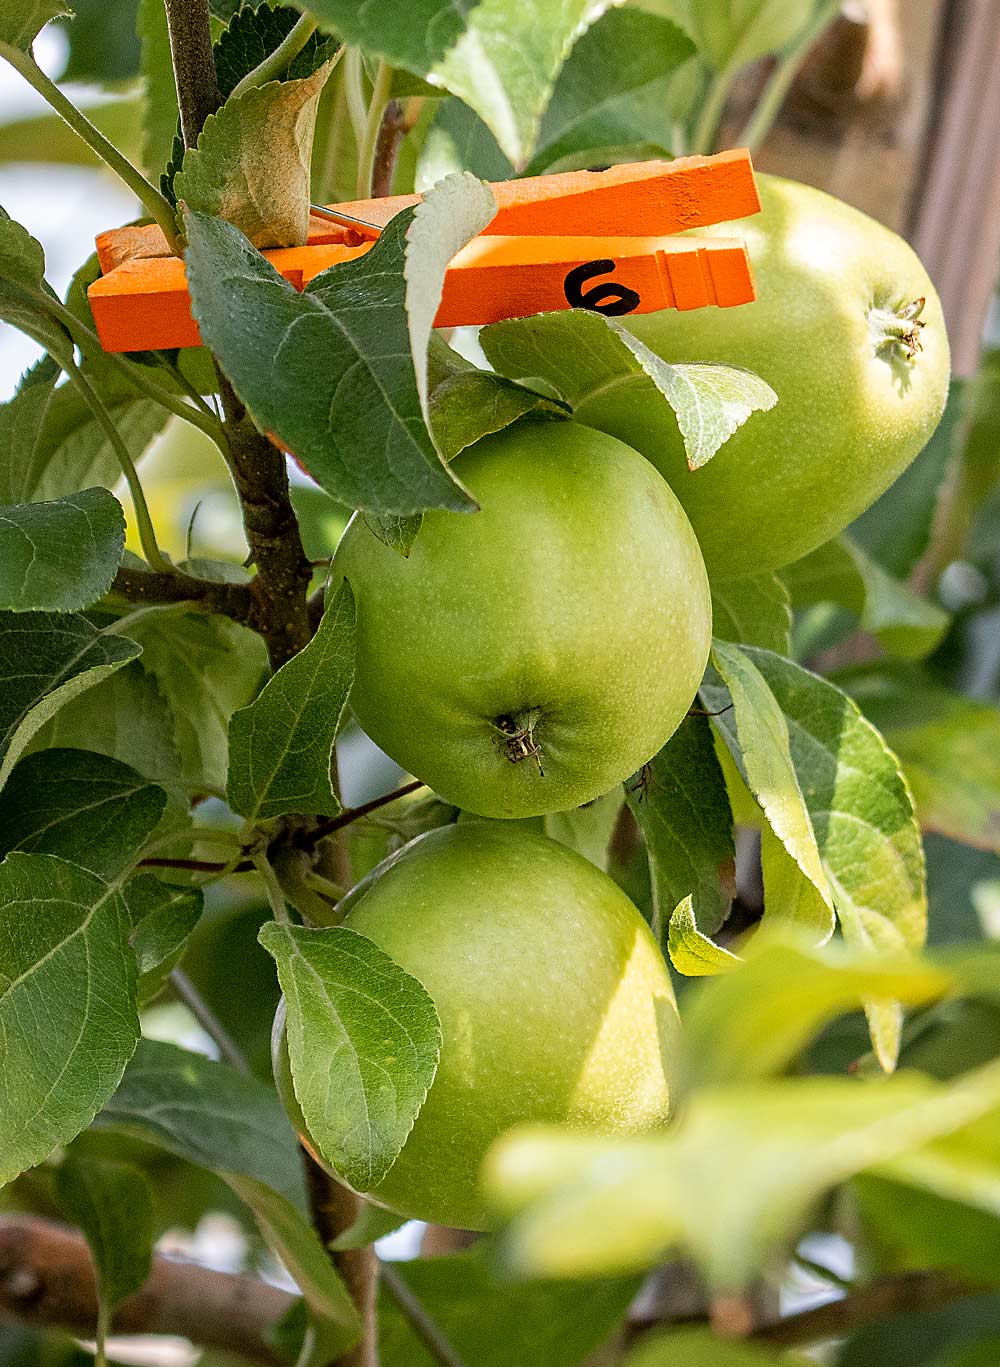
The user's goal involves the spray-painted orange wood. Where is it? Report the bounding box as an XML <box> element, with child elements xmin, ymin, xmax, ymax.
<box><xmin>316</xmin><ymin>150</ymin><xmax>759</xmax><ymax>239</ymax></box>
<box><xmin>87</xmin><ymin>236</ymin><xmax>754</xmax><ymax>353</ymax></box>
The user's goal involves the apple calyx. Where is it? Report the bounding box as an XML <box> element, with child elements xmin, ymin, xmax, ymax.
<box><xmin>493</xmin><ymin>708</ymin><xmax>545</xmax><ymax>775</ymax></box>
<box><xmin>868</xmin><ymin>297</ymin><xmax>926</xmax><ymax>362</ymax></box>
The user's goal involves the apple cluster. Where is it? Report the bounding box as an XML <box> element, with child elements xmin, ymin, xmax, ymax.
<box><xmin>277</xmin><ymin>175</ymin><xmax>949</xmax><ymax>1230</ymax></box>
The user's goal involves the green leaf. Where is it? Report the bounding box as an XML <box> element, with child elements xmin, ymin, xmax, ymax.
<box><xmin>0</xmin><ymin>852</ymin><xmax>140</xmax><ymax>1187</ymax></box>
<box><xmin>704</xmin><ymin>640</ymin><xmax>834</xmax><ymax>930</ymax></box>
<box><xmin>415</xmin><ymin>97</ymin><xmax>516</xmax><ymax>191</ymax></box>
<box><xmin>115</xmin><ymin>874</ymin><xmax>203</xmax><ymax>1002</ymax></box>
<box><xmin>666</xmin><ymin>895</ymin><xmax>741</xmax><ymax>976</ymax></box>
<box><xmin>174</xmin><ymin>61</ymin><xmax>335</xmax><ymax>249</ymax></box>
<box><xmin>544</xmin><ymin>787</ymin><xmax>623</xmax><ymax>872</ymax></box>
<box><xmin>30</xmin><ymin>658</ymin><xmax>186</xmax><ymax>798</ymax></box>
<box><xmin>847</xmin><ymin>667</ymin><xmax>1000</xmax><ymax>855</ymax></box>
<box><xmin>298</xmin><ymin>0</ymin><xmax>619</xmax><ymax>166</ymax></box>
<box><xmin>0</xmin><ymin>488</ymin><xmax>125</xmax><ymax>612</ymax></box>
<box><xmin>124</xmin><ymin>610</ymin><xmax>268</xmax><ymax>795</ymax></box>
<box><xmin>404</xmin><ymin>173</ymin><xmax>497</xmax><ymax>445</ymax></box>
<box><xmin>430</xmin><ymin>371</ymin><xmax>570</xmax><ymax>464</ymax></box>
<box><xmin>481</xmin><ymin>310</ymin><xmax>777</xmax><ymax>471</ymax></box>
<box><xmin>486</xmin><ymin>1060</ymin><xmax>1000</xmax><ymax>1291</ymax></box>
<box><xmin>0</xmin><ymin>747</ymin><xmax>165</xmax><ymax>879</ymax></box>
<box><xmin>626</xmin><ymin>714</ymin><xmax>735</xmax><ymax>948</ymax></box>
<box><xmin>227</xmin><ymin>582</ymin><xmax>355</xmax><ymax>822</ymax></box>
<box><xmin>260</xmin><ymin>922</ymin><xmax>441</xmax><ymax>1191</ymax></box>
<box><xmin>0</xmin><ymin>611</ymin><xmax>140</xmax><ymax>790</ymax></box>
<box><xmin>0</xmin><ymin>207</ymin><xmax>74</xmax><ymax>364</ymax></box>
<box><xmin>664</xmin><ymin>0</ymin><xmax>819</xmax><ymax>71</ymax></box>
<box><xmin>0</xmin><ymin>365</ymin><xmax>169</xmax><ymax>506</ymax></box>
<box><xmin>854</xmin><ymin>1172</ymin><xmax>1000</xmax><ymax>1287</ymax></box>
<box><xmin>54</xmin><ymin>0</ymin><xmax>140</xmax><ymax>83</ymax></box>
<box><xmin>98</xmin><ymin>1036</ymin><xmax>306</xmax><ymax>1206</ymax></box>
<box><xmin>137</xmin><ymin>0</ymin><xmax>179</xmax><ymax>177</ymax></box>
<box><xmin>0</xmin><ymin>0</ymin><xmax>70</xmax><ymax>50</ymax></box>
<box><xmin>183</xmin><ymin>208</ymin><xmax>475</xmax><ymax>516</ymax></box>
<box><xmin>682</xmin><ymin>935</ymin><xmax>952</xmax><ymax>1087</ymax></box>
<box><xmin>626</xmin><ymin>1327</ymin><xmax>788</xmax><ymax>1367</ymax></box>
<box><xmin>705</xmin><ymin>644</ymin><xmax>927</xmax><ymax>1067</ymax></box>
<box><xmin>98</xmin><ymin>1038</ymin><xmax>359</xmax><ymax>1358</ymax></box>
<box><xmin>55</xmin><ymin>1157</ymin><xmax>154</xmax><ymax>1344</ymax></box>
<box><xmin>380</xmin><ymin>1249</ymin><xmax>640</xmax><ymax>1367</ymax></box>
<box><xmin>711</xmin><ymin>573</ymin><xmax>791</xmax><ymax>654</ymax></box>
<box><xmin>782</xmin><ymin>534</ymin><xmax>949</xmax><ymax>661</ymax></box>
<box><xmin>526</xmin><ymin>7</ymin><xmax>696</xmax><ymax>172</ymax></box>
<box><xmin>213</xmin><ymin>3</ymin><xmax>340</xmax><ymax>95</ymax></box>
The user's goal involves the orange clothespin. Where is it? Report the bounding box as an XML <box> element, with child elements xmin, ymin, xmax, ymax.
<box><xmin>87</xmin><ymin>149</ymin><xmax>762</xmax><ymax>354</ymax></box>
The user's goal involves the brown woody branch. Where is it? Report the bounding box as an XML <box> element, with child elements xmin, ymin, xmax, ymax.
<box><xmin>0</xmin><ymin>1217</ymin><xmax>293</xmax><ymax>1364</ymax></box>
<box><xmin>217</xmin><ymin>381</ymin><xmax>315</xmax><ymax>670</ymax></box>
<box><xmin>112</xmin><ymin>564</ymin><xmax>255</xmax><ymax>621</ymax></box>
<box><xmin>751</xmin><ymin>1271</ymin><xmax>980</xmax><ymax>1348</ymax></box>
<box><xmin>371</xmin><ymin>99</ymin><xmax>407</xmax><ymax>198</ymax></box>
<box><xmin>304</xmin><ymin>1160</ymin><xmax>378</xmax><ymax>1367</ymax></box>
<box><xmin>162</xmin><ymin>0</ymin><xmax>223</xmax><ymax>149</ymax></box>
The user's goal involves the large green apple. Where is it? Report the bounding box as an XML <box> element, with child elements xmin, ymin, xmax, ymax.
<box><xmin>274</xmin><ymin>821</ymin><xmax>680</xmax><ymax>1230</ymax></box>
<box><xmin>332</xmin><ymin>420</ymin><xmax>711</xmax><ymax>819</ymax></box>
<box><xmin>553</xmin><ymin>175</ymin><xmax>951</xmax><ymax>579</ymax></box>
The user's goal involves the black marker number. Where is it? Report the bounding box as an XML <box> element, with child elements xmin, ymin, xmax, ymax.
<box><xmin>563</xmin><ymin>259</ymin><xmax>640</xmax><ymax>316</ymax></box>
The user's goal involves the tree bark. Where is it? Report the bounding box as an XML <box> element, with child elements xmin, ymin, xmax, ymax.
<box><xmin>0</xmin><ymin>1217</ymin><xmax>293</xmax><ymax>1364</ymax></box>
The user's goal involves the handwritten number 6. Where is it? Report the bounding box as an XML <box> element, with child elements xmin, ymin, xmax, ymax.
<box><xmin>563</xmin><ymin>259</ymin><xmax>641</xmax><ymax>316</ymax></box>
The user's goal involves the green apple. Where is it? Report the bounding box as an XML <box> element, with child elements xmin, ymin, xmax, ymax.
<box><xmin>562</xmin><ymin>175</ymin><xmax>950</xmax><ymax>579</ymax></box>
<box><xmin>332</xmin><ymin>420</ymin><xmax>711</xmax><ymax>819</ymax></box>
<box><xmin>274</xmin><ymin>821</ymin><xmax>680</xmax><ymax>1230</ymax></box>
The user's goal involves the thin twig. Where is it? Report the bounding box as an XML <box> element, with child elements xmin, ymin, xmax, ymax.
<box><xmin>298</xmin><ymin>780</ymin><xmax>425</xmax><ymax>851</ymax></box>
<box><xmin>380</xmin><ymin>1261</ymin><xmax>469</xmax><ymax>1367</ymax></box>
<box><xmin>110</xmin><ymin>564</ymin><xmax>255</xmax><ymax>621</ymax></box>
<box><xmin>63</xmin><ymin>358</ymin><xmax>172</xmax><ymax>574</ymax></box>
<box><xmin>170</xmin><ymin>969</ymin><xmax>252</xmax><ymax>1074</ymax></box>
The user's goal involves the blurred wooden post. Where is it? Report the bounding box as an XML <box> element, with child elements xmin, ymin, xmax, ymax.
<box><xmin>908</xmin><ymin>0</ymin><xmax>1000</xmax><ymax>376</ymax></box>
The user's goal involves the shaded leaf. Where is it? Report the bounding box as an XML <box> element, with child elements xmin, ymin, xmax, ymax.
<box><xmin>380</xmin><ymin>1248</ymin><xmax>640</xmax><ymax>1367</ymax></box>
<box><xmin>260</xmin><ymin>922</ymin><xmax>441</xmax><ymax>1191</ymax></box>
<box><xmin>662</xmin><ymin>0</ymin><xmax>820</xmax><ymax>71</ymax></box>
<box><xmin>55</xmin><ymin>1157</ymin><xmax>153</xmax><ymax>1335</ymax></box>
<box><xmin>481</xmin><ymin>310</ymin><xmax>776</xmax><ymax>471</ymax></box>
<box><xmin>137</xmin><ymin>0</ymin><xmax>180</xmax><ymax>177</ymax></box>
<box><xmin>115</xmin><ymin>874</ymin><xmax>203</xmax><ymax>1001</ymax></box>
<box><xmin>174</xmin><ymin>61</ymin><xmax>335</xmax><ymax>248</ymax></box>
<box><xmin>0</xmin><ymin>98</ymin><xmax>142</xmax><ymax>168</ymax></box>
<box><xmin>0</xmin><ymin>747</ymin><xmax>165</xmax><ymax>879</ymax></box>
<box><xmin>545</xmin><ymin>788</ymin><xmax>623</xmax><ymax>872</ymax></box>
<box><xmin>782</xmin><ymin>534</ymin><xmax>949</xmax><ymax>661</ymax></box>
<box><xmin>125</xmin><ymin>609</ymin><xmax>268</xmax><ymax>795</ymax></box>
<box><xmin>847</xmin><ymin>666</ymin><xmax>1000</xmax><ymax>855</ymax></box>
<box><xmin>0</xmin><ymin>852</ymin><xmax>139</xmax><ymax>1187</ymax></box>
<box><xmin>0</xmin><ymin>206</ymin><xmax>74</xmax><ymax>363</ymax></box>
<box><xmin>183</xmin><ymin>208</ymin><xmax>474</xmax><ymax>516</ymax></box>
<box><xmin>705</xmin><ymin>643</ymin><xmax>927</xmax><ymax>1067</ymax></box>
<box><xmin>0</xmin><ymin>488</ymin><xmax>125</xmax><ymax>612</ymax></box>
<box><xmin>297</xmin><ymin>0</ymin><xmax>619</xmax><ymax>166</ymax></box>
<box><xmin>97</xmin><ymin>1039</ymin><xmax>359</xmax><ymax>1357</ymax></box>
<box><xmin>711</xmin><ymin>573</ymin><xmax>791</xmax><ymax>654</ymax></box>
<box><xmin>627</xmin><ymin>714</ymin><xmax>734</xmax><ymax>946</ymax></box>
<box><xmin>0</xmin><ymin>611</ymin><xmax>140</xmax><ymax>790</ymax></box>
<box><xmin>214</xmin><ymin>3</ymin><xmax>341</xmax><ymax>94</ymax></box>
<box><xmin>227</xmin><ymin>582</ymin><xmax>355</xmax><ymax>822</ymax></box>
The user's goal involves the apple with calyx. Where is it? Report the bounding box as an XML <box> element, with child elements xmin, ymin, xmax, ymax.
<box><xmin>332</xmin><ymin>419</ymin><xmax>712</xmax><ymax>818</ymax></box>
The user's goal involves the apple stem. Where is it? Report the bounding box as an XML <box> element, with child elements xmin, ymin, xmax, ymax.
<box><xmin>867</xmin><ymin>298</ymin><xmax>927</xmax><ymax>361</ymax></box>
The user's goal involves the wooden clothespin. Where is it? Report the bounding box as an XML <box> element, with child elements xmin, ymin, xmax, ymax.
<box><xmin>88</xmin><ymin>149</ymin><xmax>762</xmax><ymax>354</ymax></box>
